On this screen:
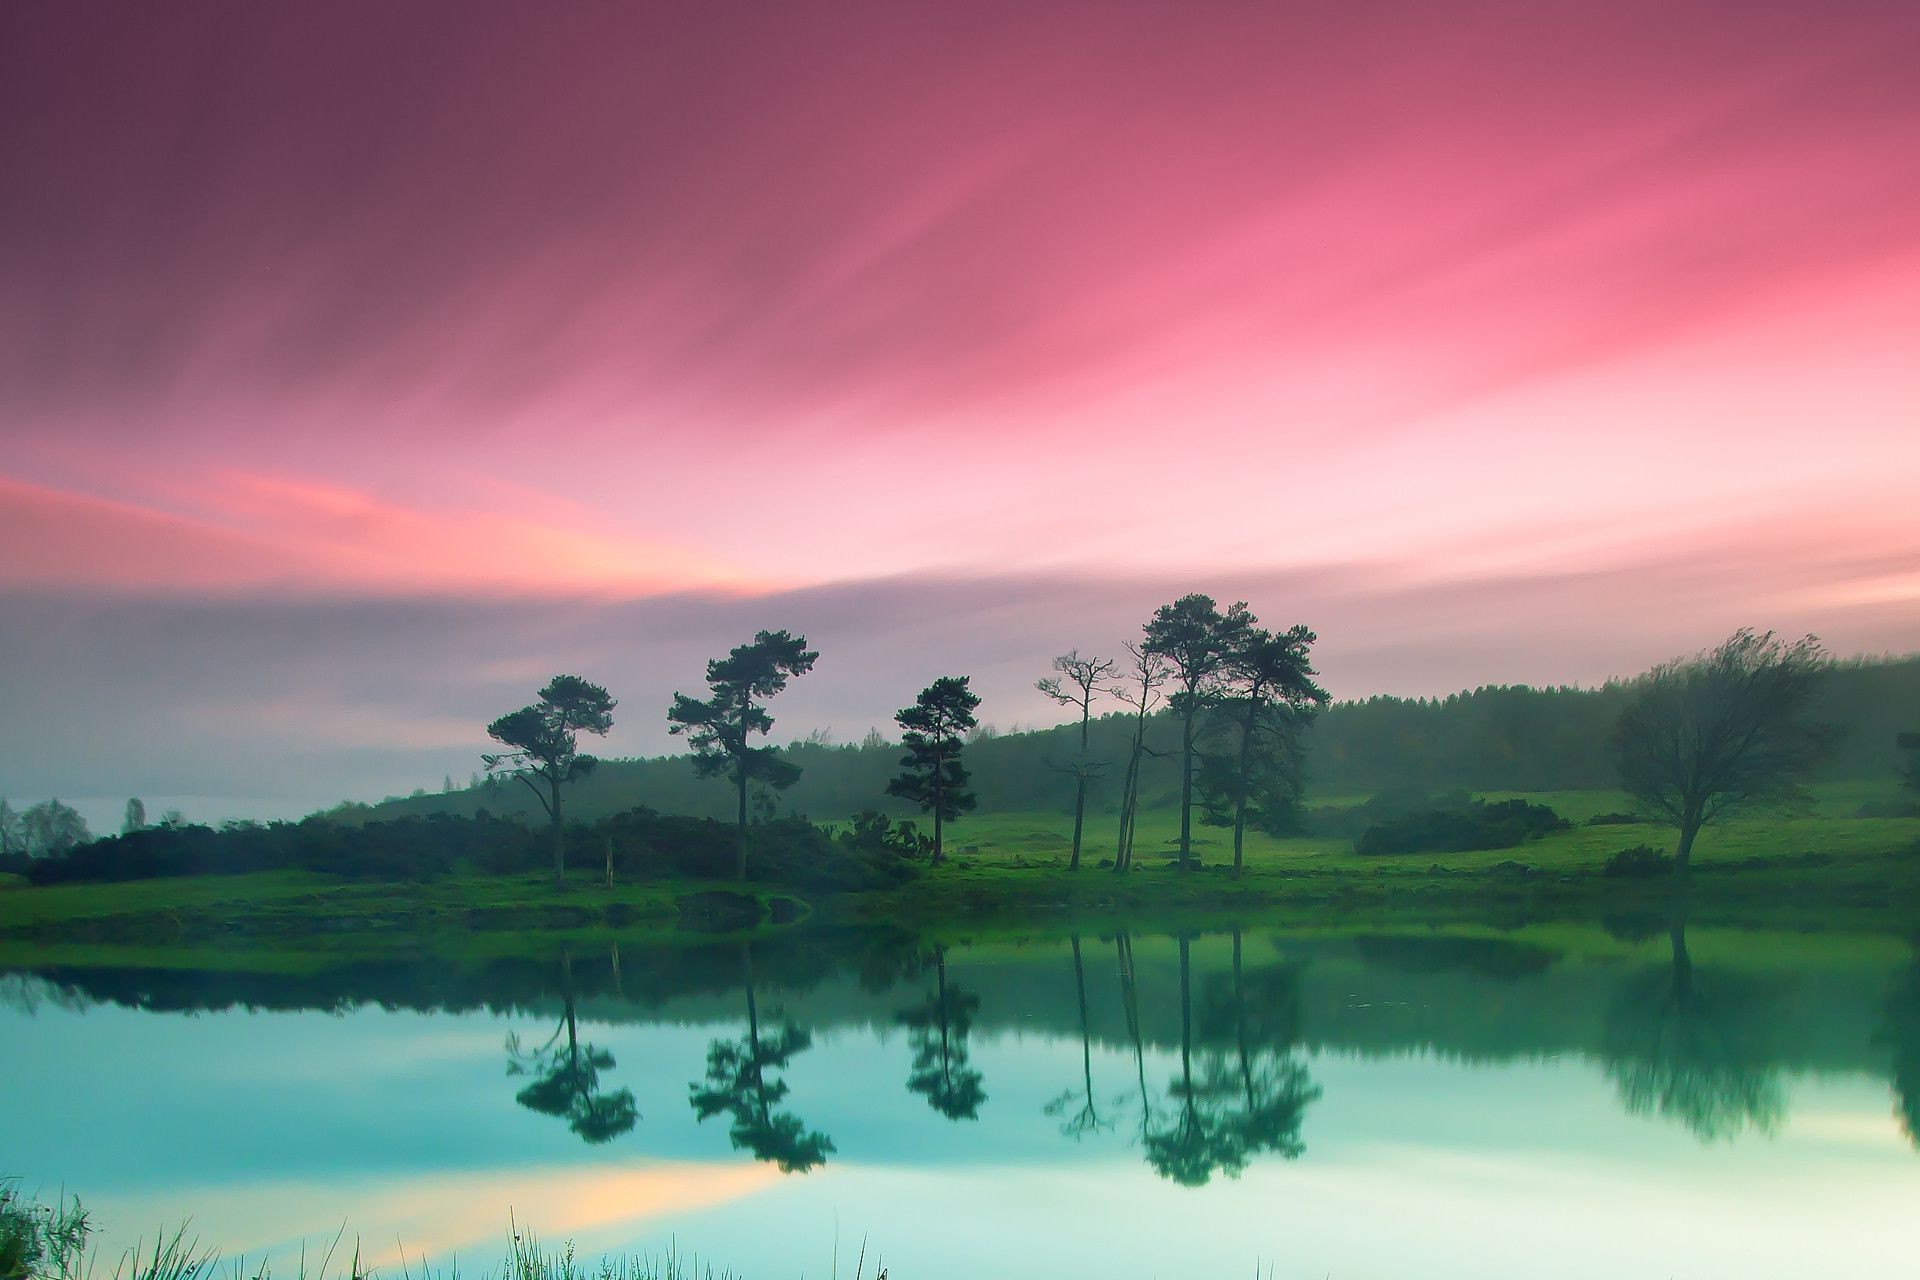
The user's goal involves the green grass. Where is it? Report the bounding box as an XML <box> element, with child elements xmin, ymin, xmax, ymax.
<box><xmin>1</xmin><ymin>1184</ymin><xmax>757</xmax><ymax>1280</ymax></box>
<box><xmin>5</xmin><ymin>789</ymin><xmax>1917</xmax><ymax>955</ymax></box>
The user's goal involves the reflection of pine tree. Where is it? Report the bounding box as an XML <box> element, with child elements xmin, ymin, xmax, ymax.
<box><xmin>1602</xmin><ymin>920</ymin><xmax>1784</xmax><ymax>1142</ymax></box>
<box><xmin>505</xmin><ymin>950</ymin><xmax>638</xmax><ymax>1145</ymax></box>
<box><xmin>689</xmin><ymin>944</ymin><xmax>833</xmax><ymax>1172</ymax></box>
<box><xmin>1146</xmin><ymin>932</ymin><xmax>1319</xmax><ymax>1186</ymax></box>
<box><xmin>899</xmin><ymin>946</ymin><xmax>986</xmax><ymax>1120</ymax></box>
<box><xmin>1878</xmin><ymin>959</ymin><xmax>1920</xmax><ymax>1149</ymax></box>
<box><xmin>1199</xmin><ymin>929</ymin><xmax>1318</xmax><ymax>1166</ymax></box>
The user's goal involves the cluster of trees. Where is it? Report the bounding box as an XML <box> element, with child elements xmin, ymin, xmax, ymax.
<box><xmin>0</xmin><ymin>799</ymin><xmax>90</xmax><ymax>861</ymax></box>
<box><xmin>481</xmin><ymin>595</ymin><xmax>1324</xmax><ymax>883</ymax></box>
<box><xmin>485</xmin><ymin>630</ymin><xmax>985</xmax><ymax>884</ymax></box>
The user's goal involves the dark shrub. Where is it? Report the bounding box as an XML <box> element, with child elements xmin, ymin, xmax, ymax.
<box><xmin>1356</xmin><ymin>797</ymin><xmax>1568</xmax><ymax>856</ymax></box>
<box><xmin>1586</xmin><ymin>812</ymin><xmax>1643</xmax><ymax>826</ymax></box>
<box><xmin>1601</xmin><ymin>844</ymin><xmax>1673</xmax><ymax>879</ymax></box>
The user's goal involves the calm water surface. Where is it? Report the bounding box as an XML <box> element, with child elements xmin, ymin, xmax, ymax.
<box><xmin>6</xmin><ymin>922</ymin><xmax>1919</xmax><ymax>1278</ymax></box>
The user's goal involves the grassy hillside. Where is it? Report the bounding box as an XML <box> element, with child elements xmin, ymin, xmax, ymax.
<box><xmin>349</xmin><ymin>655</ymin><xmax>1920</xmax><ymax>827</ymax></box>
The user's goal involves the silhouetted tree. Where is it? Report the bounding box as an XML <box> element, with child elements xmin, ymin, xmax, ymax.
<box><xmin>886</xmin><ymin>677</ymin><xmax>980</xmax><ymax>864</ymax></box>
<box><xmin>1111</xmin><ymin>644</ymin><xmax>1170</xmax><ymax>873</ymax></box>
<box><xmin>1602</xmin><ymin>916</ymin><xmax>1784</xmax><ymax>1141</ymax></box>
<box><xmin>899</xmin><ymin>945</ymin><xmax>986</xmax><ymax>1120</ymax></box>
<box><xmin>1898</xmin><ymin>732</ymin><xmax>1920</xmax><ymax>797</ymax></box>
<box><xmin>690</xmin><ymin>944</ymin><xmax>833</xmax><ymax>1172</ymax></box>
<box><xmin>505</xmin><ymin>950</ymin><xmax>638</xmax><ymax>1144</ymax></box>
<box><xmin>121</xmin><ymin>798</ymin><xmax>146</xmax><ymax>836</ymax></box>
<box><xmin>667</xmin><ymin>630</ymin><xmax>819</xmax><ymax>881</ymax></box>
<box><xmin>1037</xmin><ymin>651</ymin><xmax>1117</xmax><ymax>871</ymax></box>
<box><xmin>1144</xmin><ymin>595</ymin><xmax>1255</xmax><ymax>869</ymax></box>
<box><xmin>16</xmin><ymin>800</ymin><xmax>90</xmax><ymax>858</ymax></box>
<box><xmin>1199</xmin><ymin>626</ymin><xmax>1327</xmax><ymax>873</ymax></box>
<box><xmin>484</xmin><ymin>675</ymin><xmax>617</xmax><ymax>887</ymax></box>
<box><xmin>1611</xmin><ymin>630</ymin><xmax>1835</xmax><ymax>884</ymax></box>
<box><xmin>0</xmin><ymin>800</ymin><xmax>19</xmax><ymax>858</ymax></box>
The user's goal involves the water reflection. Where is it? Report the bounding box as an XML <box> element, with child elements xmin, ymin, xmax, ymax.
<box><xmin>688</xmin><ymin>941</ymin><xmax>834</xmax><ymax>1172</ymax></box>
<box><xmin>10</xmin><ymin>919</ymin><xmax>1918</xmax><ymax>1177</ymax></box>
<box><xmin>899</xmin><ymin>944</ymin><xmax>987</xmax><ymax>1121</ymax></box>
<box><xmin>1881</xmin><ymin>956</ymin><xmax>1920</xmax><ymax>1149</ymax></box>
<box><xmin>504</xmin><ymin>948</ymin><xmax>638</xmax><ymax>1144</ymax></box>
<box><xmin>1600</xmin><ymin>917</ymin><xmax>1785</xmax><ymax>1141</ymax></box>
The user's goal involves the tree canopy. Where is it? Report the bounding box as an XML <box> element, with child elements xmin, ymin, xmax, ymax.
<box><xmin>1611</xmin><ymin>629</ymin><xmax>1836</xmax><ymax>878</ymax></box>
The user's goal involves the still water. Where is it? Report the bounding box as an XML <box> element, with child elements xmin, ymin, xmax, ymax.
<box><xmin>6</xmin><ymin>922</ymin><xmax>1919</xmax><ymax>1278</ymax></box>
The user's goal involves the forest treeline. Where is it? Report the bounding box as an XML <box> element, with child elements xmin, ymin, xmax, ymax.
<box><xmin>355</xmin><ymin>655</ymin><xmax>1920</xmax><ymax>828</ymax></box>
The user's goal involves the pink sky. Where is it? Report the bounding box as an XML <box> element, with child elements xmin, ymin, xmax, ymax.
<box><xmin>2</xmin><ymin>0</ymin><xmax>1917</xmax><ymax>809</ymax></box>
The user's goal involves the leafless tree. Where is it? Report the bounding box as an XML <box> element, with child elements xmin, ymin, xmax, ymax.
<box><xmin>1037</xmin><ymin>649</ymin><xmax>1119</xmax><ymax>871</ymax></box>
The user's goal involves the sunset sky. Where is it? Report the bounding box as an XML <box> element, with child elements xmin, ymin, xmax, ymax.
<box><xmin>4</xmin><ymin>0</ymin><xmax>1918</xmax><ymax>817</ymax></box>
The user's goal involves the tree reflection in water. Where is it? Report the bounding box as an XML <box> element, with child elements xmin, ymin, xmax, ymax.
<box><xmin>1878</xmin><ymin>954</ymin><xmax>1920</xmax><ymax>1150</ymax></box>
<box><xmin>1146</xmin><ymin>929</ymin><xmax>1319</xmax><ymax>1186</ymax></box>
<box><xmin>899</xmin><ymin>944</ymin><xmax>986</xmax><ymax>1121</ymax></box>
<box><xmin>504</xmin><ymin>948</ymin><xmax>639</xmax><ymax>1145</ymax></box>
<box><xmin>689</xmin><ymin>941</ymin><xmax>834</xmax><ymax>1172</ymax></box>
<box><xmin>1602</xmin><ymin>915</ymin><xmax>1785</xmax><ymax>1142</ymax></box>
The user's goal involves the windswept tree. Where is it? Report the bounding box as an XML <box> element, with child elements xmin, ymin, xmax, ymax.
<box><xmin>667</xmin><ymin>630</ymin><xmax>820</xmax><ymax>881</ymax></box>
<box><xmin>1037</xmin><ymin>650</ymin><xmax>1117</xmax><ymax>871</ymax></box>
<box><xmin>1610</xmin><ymin>630</ymin><xmax>1836</xmax><ymax>884</ymax></box>
<box><xmin>122</xmin><ymin>797</ymin><xmax>146</xmax><ymax>836</ymax></box>
<box><xmin>1199</xmin><ymin>626</ymin><xmax>1328</xmax><ymax>874</ymax></box>
<box><xmin>886</xmin><ymin>676</ymin><xmax>980</xmax><ymax>864</ymax></box>
<box><xmin>1144</xmin><ymin>595</ymin><xmax>1255</xmax><ymax>870</ymax></box>
<box><xmin>505</xmin><ymin>950</ymin><xmax>638</xmax><ymax>1145</ymax></box>
<box><xmin>484</xmin><ymin>675</ymin><xmax>617</xmax><ymax>888</ymax></box>
<box><xmin>1111</xmin><ymin>643</ymin><xmax>1169</xmax><ymax>873</ymax></box>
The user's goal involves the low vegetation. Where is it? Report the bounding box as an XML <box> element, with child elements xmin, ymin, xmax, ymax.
<box><xmin>0</xmin><ymin>1184</ymin><xmax>760</xmax><ymax>1280</ymax></box>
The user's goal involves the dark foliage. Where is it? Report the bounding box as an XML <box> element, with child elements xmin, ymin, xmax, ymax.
<box><xmin>1354</xmin><ymin>797</ymin><xmax>1568</xmax><ymax>856</ymax></box>
<box><xmin>1602</xmin><ymin>844</ymin><xmax>1675</xmax><ymax>879</ymax></box>
<box><xmin>28</xmin><ymin>806</ymin><xmax>920</xmax><ymax>892</ymax></box>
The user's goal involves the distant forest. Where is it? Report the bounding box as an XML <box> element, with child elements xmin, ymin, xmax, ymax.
<box><xmin>347</xmin><ymin>656</ymin><xmax>1920</xmax><ymax>826</ymax></box>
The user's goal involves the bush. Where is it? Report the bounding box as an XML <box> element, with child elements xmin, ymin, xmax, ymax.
<box><xmin>1355</xmin><ymin>797</ymin><xmax>1568</xmax><ymax>856</ymax></box>
<box><xmin>1601</xmin><ymin>844</ymin><xmax>1673</xmax><ymax>879</ymax></box>
<box><xmin>1585</xmin><ymin>812</ymin><xmax>1642</xmax><ymax>826</ymax></box>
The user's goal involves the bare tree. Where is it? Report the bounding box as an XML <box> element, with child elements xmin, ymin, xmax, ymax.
<box><xmin>1109</xmin><ymin>642</ymin><xmax>1169</xmax><ymax>873</ymax></box>
<box><xmin>1611</xmin><ymin>629</ymin><xmax>1837</xmax><ymax>884</ymax></box>
<box><xmin>1037</xmin><ymin>649</ymin><xmax>1118</xmax><ymax>871</ymax></box>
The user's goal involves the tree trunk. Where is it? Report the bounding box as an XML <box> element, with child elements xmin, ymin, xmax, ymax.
<box><xmin>1231</xmin><ymin>713</ymin><xmax>1254</xmax><ymax>876</ymax></box>
<box><xmin>1070</xmin><ymin>775</ymin><xmax>1086</xmax><ymax>871</ymax></box>
<box><xmin>735</xmin><ymin>770</ymin><xmax>750</xmax><ymax>882</ymax></box>
<box><xmin>1069</xmin><ymin>708</ymin><xmax>1090</xmax><ymax>871</ymax></box>
<box><xmin>930</xmin><ymin>742</ymin><xmax>945</xmax><ymax>865</ymax></box>
<box><xmin>551</xmin><ymin>778</ymin><xmax>566</xmax><ymax>889</ymax></box>
<box><xmin>1674</xmin><ymin>816</ymin><xmax>1700</xmax><ymax>887</ymax></box>
<box><xmin>604</xmin><ymin>835</ymin><xmax>614</xmax><ymax>890</ymax></box>
<box><xmin>1178</xmin><ymin>708</ymin><xmax>1196</xmax><ymax>870</ymax></box>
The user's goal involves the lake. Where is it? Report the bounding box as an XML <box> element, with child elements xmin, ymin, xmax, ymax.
<box><xmin>6</xmin><ymin>920</ymin><xmax>1918</xmax><ymax>1278</ymax></box>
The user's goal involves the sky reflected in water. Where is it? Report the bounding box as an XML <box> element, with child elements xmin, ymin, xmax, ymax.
<box><xmin>6</xmin><ymin>924</ymin><xmax>1918</xmax><ymax>1278</ymax></box>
